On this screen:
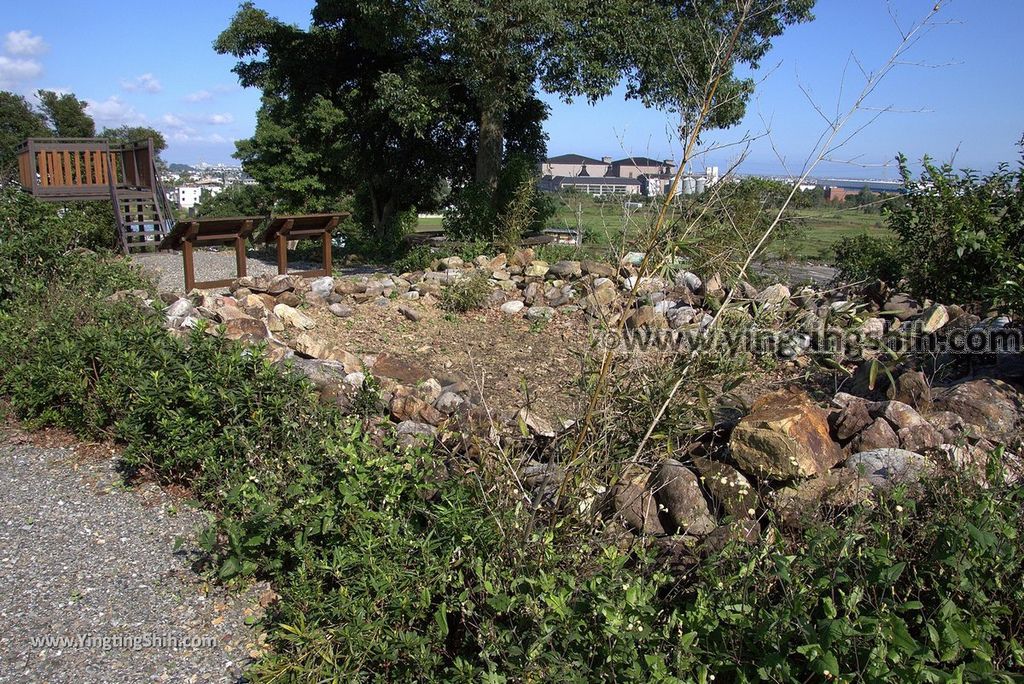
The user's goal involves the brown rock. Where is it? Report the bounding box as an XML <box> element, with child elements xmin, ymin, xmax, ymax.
<box><xmin>933</xmin><ymin>378</ymin><xmax>1023</xmax><ymax>441</ymax></box>
<box><xmin>372</xmin><ymin>353</ymin><xmax>431</xmax><ymax>384</ymax></box>
<box><xmin>729</xmin><ymin>390</ymin><xmax>842</xmax><ymax>480</ymax></box>
<box><xmin>276</xmin><ymin>291</ymin><xmax>302</xmax><ymax>308</ymax></box>
<box><xmin>853</xmin><ymin>418</ymin><xmax>899</xmax><ymax>452</ymax></box>
<box><xmin>391</xmin><ymin>394</ymin><xmax>446</xmax><ymax>426</ymax></box>
<box><xmin>580</xmin><ymin>260</ymin><xmax>617</xmax><ymax>278</ymax></box>
<box><xmin>612</xmin><ymin>482</ymin><xmax>664</xmax><ymax>535</ymax></box>
<box><xmin>878</xmin><ymin>400</ymin><xmax>927</xmax><ymax>430</ymax></box>
<box><xmin>218</xmin><ymin>317</ymin><xmax>270</xmax><ymax>342</ymax></box>
<box><xmin>898</xmin><ymin>423</ymin><xmax>944</xmax><ymax>452</ymax></box>
<box><xmin>625</xmin><ymin>305</ymin><xmax>657</xmax><ymax>329</ymax></box>
<box><xmin>832</xmin><ymin>401</ymin><xmax>872</xmax><ymax>442</ymax></box>
<box><xmin>888</xmin><ymin>370</ymin><xmax>932</xmax><ymax>409</ymax></box>
<box><xmin>691</xmin><ymin>456</ymin><xmax>758</xmax><ymax>519</ymax></box>
<box><xmin>650</xmin><ymin>459</ymin><xmax>717</xmax><ymax>535</ymax></box>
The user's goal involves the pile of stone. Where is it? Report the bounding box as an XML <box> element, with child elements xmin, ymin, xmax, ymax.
<box><xmin>142</xmin><ymin>253</ymin><xmax>1023</xmax><ymax>554</ymax></box>
<box><xmin>607</xmin><ymin>375</ymin><xmax>1023</xmax><ymax>553</ymax></box>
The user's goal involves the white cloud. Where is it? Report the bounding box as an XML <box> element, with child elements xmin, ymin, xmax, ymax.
<box><xmin>206</xmin><ymin>113</ymin><xmax>234</xmax><ymax>125</ymax></box>
<box><xmin>85</xmin><ymin>96</ymin><xmax>148</xmax><ymax>126</ymax></box>
<box><xmin>120</xmin><ymin>73</ymin><xmax>162</xmax><ymax>94</ymax></box>
<box><xmin>0</xmin><ymin>55</ymin><xmax>43</xmax><ymax>88</ymax></box>
<box><xmin>183</xmin><ymin>89</ymin><xmax>212</xmax><ymax>103</ymax></box>
<box><xmin>4</xmin><ymin>30</ymin><xmax>48</xmax><ymax>57</ymax></box>
<box><xmin>161</xmin><ymin>113</ymin><xmax>188</xmax><ymax>129</ymax></box>
<box><xmin>169</xmin><ymin>131</ymin><xmax>228</xmax><ymax>144</ymax></box>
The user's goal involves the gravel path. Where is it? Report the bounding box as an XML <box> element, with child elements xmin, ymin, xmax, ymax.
<box><xmin>0</xmin><ymin>433</ymin><xmax>263</xmax><ymax>683</ymax></box>
<box><xmin>132</xmin><ymin>249</ymin><xmax>378</xmax><ymax>293</ymax></box>
<box><xmin>132</xmin><ymin>248</ymin><xmax>297</xmax><ymax>294</ymax></box>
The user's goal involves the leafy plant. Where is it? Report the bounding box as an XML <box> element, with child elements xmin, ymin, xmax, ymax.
<box><xmin>439</xmin><ymin>272</ymin><xmax>492</xmax><ymax>313</ymax></box>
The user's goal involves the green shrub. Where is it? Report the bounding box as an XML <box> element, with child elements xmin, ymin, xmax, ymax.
<box><xmin>444</xmin><ymin>153</ymin><xmax>554</xmax><ymax>244</ymax></box>
<box><xmin>833</xmin><ymin>233</ymin><xmax>904</xmax><ymax>284</ymax></box>
<box><xmin>3</xmin><ymin>191</ymin><xmax>1024</xmax><ymax>682</ymax></box>
<box><xmin>439</xmin><ymin>272</ymin><xmax>491</xmax><ymax>312</ymax></box>
<box><xmin>885</xmin><ymin>150</ymin><xmax>1024</xmax><ymax>305</ymax></box>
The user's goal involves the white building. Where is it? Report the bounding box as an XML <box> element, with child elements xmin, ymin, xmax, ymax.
<box><xmin>173</xmin><ymin>185</ymin><xmax>223</xmax><ymax>210</ymax></box>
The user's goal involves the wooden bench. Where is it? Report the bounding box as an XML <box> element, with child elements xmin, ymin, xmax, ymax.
<box><xmin>159</xmin><ymin>217</ymin><xmax>261</xmax><ymax>291</ymax></box>
<box><xmin>262</xmin><ymin>213</ymin><xmax>348</xmax><ymax>278</ymax></box>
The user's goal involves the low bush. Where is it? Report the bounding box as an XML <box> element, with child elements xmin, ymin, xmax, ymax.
<box><xmin>2</xmin><ymin>191</ymin><xmax>1023</xmax><ymax>682</ymax></box>
<box><xmin>833</xmin><ymin>148</ymin><xmax>1024</xmax><ymax>310</ymax></box>
<box><xmin>439</xmin><ymin>272</ymin><xmax>491</xmax><ymax>313</ymax></box>
<box><xmin>443</xmin><ymin>153</ymin><xmax>555</xmax><ymax>246</ymax></box>
<box><xmin>833</xmin><ymin>233</ymin><xmax>905</xmax><ymax>284</ymax></box>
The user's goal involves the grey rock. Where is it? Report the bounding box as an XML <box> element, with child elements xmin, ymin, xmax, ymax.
<box><xmin>845</xmin><ymin>448</ymin><xmax>932</xmax><ymax>488</ymax></box>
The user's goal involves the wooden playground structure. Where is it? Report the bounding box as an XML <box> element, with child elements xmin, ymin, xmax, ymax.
<box><xmin>16</xmin><ymin>136</ymin><xmax>349</xmax><ymax>291</ymax></box>
<box><xmin>16</xmin><ymin>137</ymin><xmax>175</xmax><ymax>253</ymax></box>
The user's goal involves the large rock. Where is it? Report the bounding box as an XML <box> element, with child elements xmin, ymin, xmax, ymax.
<box><xmin>219</xmin><ymin>317</ymin><xmax>270</xmax><ymax>342</ymax></box>
<box><xmin>650</xmin><ymin>459</ymin><xmax>716</xmax><ymax>535</ymax></box>
<box><xmin>308</xmin><ymin>276</ymin><xmax>336</xmax><ymax>299</ymax></box>
<box><xmin>832</xmin><ymin>400</ymin><xmax>872</xmax><ymax>442</ymax></box>
<box><xmin>500</xmin><ymin>300</ymin><xmax>525</xmax><ymax>315</ymax></box>
<box><xmin>692</xmin><ymin>456</ymin><xmax>758</xmax><ymax>519</ymax></box>
<box><xmin>612</xmin><ymin>482</ymin><xmax>664</xmax><ymax>535</ymax></box>
<box><xmin>898</xmin><ymin>423</ymin><xmax>944</xmax><ymax>452</ymax></box>
<box><xmin>755</xmin><ymin>284</ymin><xmax>790</xmax><ymax>309</ymax></box>
<box><xmin>372</xmin><ymin>353</ymin><xmax>431</xmax><ymax>384</ymax></box>
<box><xmin>273</xmin><ymin>304</ymin><xmax>315</xmax><ymax>330</ymax></box>
<box><xmin>524</xmin><ymin>260</ymin><xmax>550</xmax><ymax>278</ymax></box>
<box><xmin>548</xmin><ymin>260</ymin><xmax>582</xmax><ymax>279</ymax></box>
<box><xmin>918</xmin><ymin>304</ymin><xmax>949</xmax><ymax>334</ymax></box>
<box><xmin>768</xmin><ymin>468</ymin><xmax>873</xmax><ymax>527</ymax></box>
<box><xmin>391</xmin><ymin>394</ymin><xmax>445</xmax><ymax>426</ymax></box>
<box><xmin>581</xmin><ymin>260</ymin><xmax>617</xmax><ymax>278</ymax></box>
<box><xmin>729</xmin><ymin>391</ymin><xmax>842</xmax><ymax>480</ymax></box>
<box><xmin>844</xmin><ymin>448</ymin><xmax>932</xmax><ymax>488</ymax></box>
<box><xmin>933</xmin><ymin>378</ymin><xmax>1023</xmax><ymax>441</ymax></box>
<box><xmin>853</xmin><ymin>418</ymin><xmax>899</xmax><ymax>452</ymax></box>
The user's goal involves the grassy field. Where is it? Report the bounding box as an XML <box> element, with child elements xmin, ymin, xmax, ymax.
<box><xmin>417</xmin><ymin>197</ymin><xmax>892</xmax><ymax>262</ymax></box>
<box><xmin>772</xmin><ymin>208</ymin><xmax>892</xmax><ymax>261</ymax></box>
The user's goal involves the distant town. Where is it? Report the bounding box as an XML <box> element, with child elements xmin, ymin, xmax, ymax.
<box><xmin>160</xmin><ymin>153</ymin><xmax>904</xmax><ymax>215</ymax></box>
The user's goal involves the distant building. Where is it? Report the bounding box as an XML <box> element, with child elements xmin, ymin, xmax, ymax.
<box><xmin>540</xmin><ymin>152</ymin><xmax>719</xmax><ymax>197</ymax></box>
<box><xmin>541</xmin><ymin>154</ymin><xmax>612</xmax><ymax>178</ymax></box>
<box><xmin>173</xmin><ymin>184</ymin><xmax>223</xmax><ymax>210</ymax></box>
<box><xmin>540</xmin><ymin>175</ymin><xmax>642</xmax><ymax>195</ymax></box>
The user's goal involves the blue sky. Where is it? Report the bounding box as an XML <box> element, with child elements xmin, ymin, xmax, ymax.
<box><xmin>3</xmin><ymin>1</ymin><xmax>1021</xmax><ymax>178</ymax></box>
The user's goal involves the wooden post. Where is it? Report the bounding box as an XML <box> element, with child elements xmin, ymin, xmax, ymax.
<box><xmin>275</xmin><ymin>219</ymin><xmax>294</xmax><ymax>275</ymax></box>
<box><xmin>236</xmin><ymin>220</ymin><xmax>251</xmax><ymax>278</ymax></box>
<box><xmin>183</xmin><ymin>222</ymin><xmax>199</xmax><ymax>292</ymax></box>
<box><xmin>321</xmin><ymin>231</ymin><xmax>332</xmax><ymax>276</ymax></box>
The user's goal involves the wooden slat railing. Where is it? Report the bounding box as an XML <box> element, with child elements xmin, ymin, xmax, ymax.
<box><xmin>14</xmin><ymin>138</ymin><xmax>163</xmax><ymax>200</ymax></box>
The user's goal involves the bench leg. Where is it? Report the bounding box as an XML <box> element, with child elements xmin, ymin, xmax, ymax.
<box><xmin>277</xmin><ymin>234</ymin><xmax>288</xmax><ymax>275</ymax></box>
<box><xmin>235</xmin><ymin>236</ymin><xmax>247</xmax><ymax>279</ymax></box>
<box><xmin>183</xmin><ymin>240</ymin><xmax>195</xmax><ymax>292</ymax></box>
<box><xmin>321</xmin><ymin>231</ymin><xmax>332</xmax><ymax>276</ymax></box>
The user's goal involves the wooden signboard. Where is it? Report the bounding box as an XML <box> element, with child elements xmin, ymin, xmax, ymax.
<box><xmin>261</xmin><ymin>213</ymin><xmax>348</xmax><ymax>278</ymax></box>
<box><xmin>159</xmin><ymin>217</ymin><xmax>260</xmax><ymax>291</ymax></box>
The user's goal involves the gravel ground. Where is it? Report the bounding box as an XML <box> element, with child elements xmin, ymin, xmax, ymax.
<box><xmin>132</xmin><ymin>248</ymin><xmax>376</xmax><ymax>293</ymax></box>
<box><xmin>132</xmin><ymin>248</ymin><xmax>297</xmax><ymax>294</ymax></box>
<box><xmin>0</xmin><ymin>432</ymin><xmax>265</xmax><ymax>683</ymax></box>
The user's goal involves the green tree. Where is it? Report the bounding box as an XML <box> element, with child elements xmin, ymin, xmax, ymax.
<box><xmin>36</xmin><ymin>90</ymin><xmax>96</xmax><ymax>138</ymax></box>
<box><xmin>216</xmin><ymin>1</ymin><xmax>480</xmax><ymax>254</ymax></box>
<box><xmin>0</xmin><ymin>91</ymin><xmax>50</xmax><ymax>175</ymax></box>
<box><xmin>99</xmin><ymin>125</ymin><xmax>168</xmax><ymax>156</ymax></box>
<box><xmin>195</xmin><ymin>183</ymin><xmax>273</xmax><ymax>218</ymax></box>
<box><xmin>428</xmin><ymin>0</ymin><xmax>815</xmax><ymax>189</ymax></box>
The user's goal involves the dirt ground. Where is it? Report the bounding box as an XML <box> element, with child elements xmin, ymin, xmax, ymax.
<box><xmin>277</xmin><ymin>299</ymin><xmax>602</xmax><ymax>423</ymax></box>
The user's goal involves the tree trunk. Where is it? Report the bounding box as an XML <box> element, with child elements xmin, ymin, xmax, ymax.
<box><xmin>475</xmin><ymin>100</ymin><xmax>505</xmax><ymax>191</ymax></box>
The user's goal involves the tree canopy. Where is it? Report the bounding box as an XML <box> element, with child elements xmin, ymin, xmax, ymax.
<box><xmin>0</xmin><ymin>92</ymin><xmax>49</xmax><ymax>175</ymax></box>
<box><xmin>99</xmin><ymin>125</ymin><xmax>168</xmax><ymax>155</ymax></box>
<box><xmin>217</xmin><ymin>0</ymin><xmax>815</xmax><ymax>250</ymax></box>
<box><xmin>36</xmin><ymin>90</ymin><xmax>96</xmax><ymax>138</ymax></box>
